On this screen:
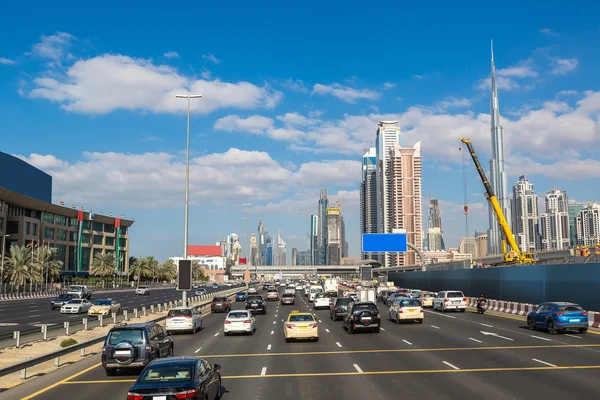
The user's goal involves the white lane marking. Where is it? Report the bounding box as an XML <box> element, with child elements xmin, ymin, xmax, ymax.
<box><xmin>214</xmin><ymin>332</ymin><xmax>219</xmax><ymax>337</ymax></box>
<box><xmin>380</xmin><ymin>327</ymin><xmax>385</xmax><ymax>331</ymax></box>
<box><xmin>271</xmin><ymin>330</ymin><xmax>274</xmax><ymax>335</ymax></box>
<box><xmin>29</xmin><ymin>314</ymin><xmax>40</xmax><ymax>318</ymax></box>
<box><xmin>273</xmin><ymin>321</ymin><xmax>276</xmax><ymax>324</ymax></box>
<box><xmin>194</xmin><ymin>347</ymin><xmax>202</xmax><ymax>354</ymax></box>
<box><xmin>29</xmin><ymin>321</ymin><xmax>40</xmax><ymax>324</ymax></box>
<box><xmin>532</xmin><ymin>358</ymin><xmax>557</xmax><ymax>367</ymax></box>
<box><xmin>480</xmin><ymin>331</ymin><xmax>514</xmax><ymax>341</ymax></box>
<box><xmin>325</xmin><ymin>328</ymin><xmax>330</xmax><ymax>333</ymax></box>
<box><xmin>336</xmin><ymin>342</ymin><xmax>342</xmax><ymax>348</ymax></box>
<box><xmin>353</xmin><ymin>364</ymin><xmax>363</xmax><ymax>373</ymax></box>
<box><xmin>275</xmin><ymin>315</ymin><xmax>278</xmax><ymax>318</ymax></box>
<box><xmin>319</xmin><ymin>320</ymin><xmax>322</xmax><ymax>323</ymax></box>
<box><xmin>0</xmin><ymin>323</ymin><xmax>18</xmax><ymax>326</ymax></box>
<box><xmin>469</xmin><ymin>337</ymin><xmax>483</xmax><ymax>343</ymax></box>
<box><xmin>267</xmin><ymin>344</ymin><xmax>271</xmax><ymax>350</ymax></box>
<box><xmin>479</xmin><ymin>323</ymin><xmax>494</xmax><ymax>328</ymax></box>
<box><xmin>431</xmin><ymin>325</ymin><xmax>440</xmax><ymax>329</ymax></box>
<box><xmin>402</xmin><ymin>340</ymin><xmax>413</xmax><ymax>345</ymax></box>
<box><xmin>564</xmin><ymin>334</ymin><xmax>582</xmax><ymax>339</ymax></box>
<box><xmin>442</xmin><ymin>361</ymin><xmax>460</xmax><ymax>370</ymax></box>
<box><xmin>530</xmin><ymin>335</ymin><xmax>552</xmax><ymax>342</ymax></box>
<box><xmin>261</xmin><ymin>367</ymin><xmax>267</xmax><ymax>376</ymax></box>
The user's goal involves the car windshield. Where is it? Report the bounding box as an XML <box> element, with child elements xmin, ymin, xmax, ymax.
<box><xmin>68</xmin><ymin>299</ymin><xmax>84</xmax><ymax>304</ymax></box>
<box><xmin>108</xmin><ymin>329</ymin><xmax>143</xmax><ymax>345</ymax></box>
<box><xmin>558</xmin><ymin>305</ymin><xmax>584</xmax><ymax>312</ymax></box>
<box><xmin>447</xmin><ymin>292</ymin><xmax>464</xmax><ymax>298</ymax></box>
<box><xmin>336</xmin><ymin>299</ymin><xmax>351</xmax><ymax>306</ymax></box>
<box><xmin>247</xmin><ymin>296</ymin><xmax>262</xmax><ymax>302</ymax></box>
<box><xmin>94</xmin><ymin>300</ymin><xmax>112</xmax><ymax>306</ymax></box>
<box><xmin>57</xmin><ymin>294</ymin><xmax>72</xmax><ymax>300</ymax></box>
<box><xmin>168</xmin><ymin>309</ymin><xmax>192</xmax><ymax>317</ymax></box>
<box><xmin>289</xmin><ymin>315</ymin><xmax>315</xmax><ymax>322</ymax></box>
<box><xmin>353</xmin><ymin>304</ymin><xmax>378</xmax><ymax>312</ymax></box>
<box><xmin>228</xmin><ymin>312</ymin><xmax>249</xmax><ymax>318</ymax></box>
<box><xmin>424</xmin><ymin>293</ymin><xmax>436</xmax><ymax>298</ymax></box>
<box><xmin>399</xmin><ymin>299</ymin><xmax>421</xmax><ymax>307</ymax></box>
<box><xmin>139</xmin><ymin>366</ymin><xmax>192</xmax><ymax>382</ymax></box>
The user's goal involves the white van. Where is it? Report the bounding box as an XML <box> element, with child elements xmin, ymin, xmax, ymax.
<box><xmin>309</xmin><ymin>286</ymin><xmax>323</xmax><ymax>302</ymax></box>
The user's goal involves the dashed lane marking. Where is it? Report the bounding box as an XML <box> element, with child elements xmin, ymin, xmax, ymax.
<box><xmin>214</xmin><ymin>332</ymin><xmax>220</xmax><ymax>337</ymax></box>
<box><xmin>61</xmin><ymin>365</ymin><xmax>600</xmax><ymax>384</ymax></box>
<box><xmin>469</xmin><ymin>338</ymin><xmax>483</xmax><ymax>343</ymax></box>
<box><xmin>267</xmin><ymin>344</ymin><xmax>272</xmax><ymax>350</ymax></box>
<box><xmin>261</xmin><ymin>367</ymin><xmax>267</xmax><ymax>376</ymax></box>
<box><xmin>29</xmin><ymin>314</ymin><xmax>41</xmax><ymax>318</ymax></box>
<box><xmin>532</xmin><ymin>358</ymin><xmax>557</xmax><ymax>367</ymax></box>
<box><xmin>325</xmin><ymin>328</ymin><xmax>330</xmax><ymax>333</ymax></box>
<box><xmin>530</xmin><ymin>335</ymin><xmax>552</xmax><ymax>342</ymax></box>
<box><xmin>402</xmin><ymin>340</ymin><xmax>413</xmax><ymax>345</ymax></box>
<box><xmin>273</xmin><ymin>321</ymin><xmax>276</xmax><ymax>324</ymax></box>
<box><xmin>335</xmin><ymin>342</ymin><xmax>342</xmax><ymax>348</ymax></box>
<box><xmin>442</xmin><ymin>361</ymin><xmax>460</xmax><ymax>370</ymax></box>
<box><xmin>353</xmin><ymin>364</ymin><xmax>363</xmax><ymax>373</ymax></box>
<box><xmin>431</xmin><ymin>325</ymin><xmax>440</xmax><ymax>329</ymax></box>
<box><xmin>564</xmin><ymin>334</ymin><xmax>582</xmax><ymax>339</ymax></box>
<box><xmin>197</xmin><ymin>343</ymin><xmax>600</xmax><ymax>358</ymax></box>
<box><xmin>380</xmin><ymin>327</ymin><xmax>385</xmax><ymax>331</ymax></box>
<box><xmin>479</xmin><ymin>323</ymin><xmax>494</xmax><ymax>328</ymax></box>
<box><xmin>271</xmin><ymin>331</ymin><xmax>274</xmax><ymax>335</ymax></box>
<box><xmin>194</xmin><ymin>347</ymin><xmax>202</xmax><ymax>354</ymax></box>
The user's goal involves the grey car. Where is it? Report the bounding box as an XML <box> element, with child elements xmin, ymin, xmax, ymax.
<box><xmin>51</xmin><ymin>293</ymin><xmax>75</xmax><ymax>310</ymax></box>
<box><xmin>330</xmin><ymin>297</ymin><xmax>352</xmax><ymax>321</ymax></box>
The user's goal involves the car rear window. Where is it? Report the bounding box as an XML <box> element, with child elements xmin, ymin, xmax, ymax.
<box><xmin>353</xmin><ymin>304</ymin><xmax>378</xmax><ymax>312</ymax></box>
<box><xmin>424</xmin><ymin>293</ymin><xmax>436</xmax><ymax>298</ymax></box>
<box><xmin>558</xmin><ymin>305</ymin><xmax>584</xmax><ymax>312</ymax></box>
<box><xmin>57</xmin><ymin>294</ymin><xmax>72</xmax><ymax>300</ymax></box>
<box><xmin>139</xmin><ymin>366</ymin><xmax>192</xmax><ymax>382</ymax></box>
<box><xmin>282</xmin><ymin>293</ymin><xmax>294</xmax><ymax>298</ymax></box>
<box><xmin>95</xmin><ymin>300</ymin><xmax>112</xmax><ymax>306</ymax></box>
<box><xmin>336</xmin><ymin>299</ymin><xmax>351</xmax><ymax>306</ymax></box>
<box><xmin>447</xmin><ymin>292</ymin><xmax>464</xmax><ymax>298</ymax></box>
<box><xmin>289</xmin><ymin>315</ymin><xmax>315</xmax><ymax>322</ymax></box>
<box><xmin>228</xmin><ymin>312</ymin><xmax>249</xmax><ymax>318</ymax></box>
<box><xmin>168</xmin><ymin>309</ymin><xmax>192</xmax><ymax>317</ymax></box>
<box><xmin>399</xmin><ymin>299</ymin><xmax>421</xmax><ymax>307</ymax></box>
<box><xmin>247</xmin><ymin>296</ymin><xmax>262</xmax><ymax>301</ymax></box>
<box><xmin>108</xmin><ymin>329</ymin><xmax>143</xmax><ymax>345</ymax></box>
<box><xmin>213</xmin><ymin>297</ymin><xmax>227</xmax><ymax>301</ymax></box>
<box><xmin>268</xmin><ymin>289</ymin><xmax>278</xmax><ymax>292</ymax></box>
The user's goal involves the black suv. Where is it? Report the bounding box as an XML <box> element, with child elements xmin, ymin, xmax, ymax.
<box><xmin>101</xmin><ymin>322</ymin><xmax>174</xmax><ymax>376</ymax></box>
<box><xmin>51</xmin><ymin>293</ymin><xmax>75</xmax><ymax>310</ymax></box>
<box><xmin>343</xmin><ymin>301</ymin><xmax>381</xmax><ymax>333</ymax></box>
<box><xmin>330</xmin><ymin>297</ymin><xmax>352</xmax><ymax>321</ymax></box>
<box><xmin>245</xmin><ymin>295</ymin><xmax>267</xmax><ymax>314</ymax></box>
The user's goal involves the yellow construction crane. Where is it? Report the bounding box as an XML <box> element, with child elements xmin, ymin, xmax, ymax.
<box><xmin>459</xmin><ymin>137</ymin><xmax>538</xmax><ymax>265</ymax></box>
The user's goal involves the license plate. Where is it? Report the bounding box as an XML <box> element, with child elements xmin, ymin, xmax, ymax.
<box><xmin>153</xmin><ymin>397</ymin><xmax>167</xmax><ymax>400</ymax></box>
<box><xmin>569</xmin><ymin>319</ymin><xmax>580</xmax><ymax>322</ymax></box>
<box><xmin>115</xmin><ymin>350</ymin><xmax>131</xmax><ymax>355</ymax></box>
<box><xmin>363</xmin><ymin>318</ymin><xmax>371</xmax><ymax>321</ymax></box>
<box><xmin>298</xmin><ymin>326</ymin><xmax>307</xmax><ymax>330</ymax></box>
<box><xmin>453</xmin><ymin>301</ymin><xmax>460</xmax><ymax>304</ymax></box>
<box><xmin>216</xmin><ymin>303</ymin><xmax>222</xmax><ymax>306</ymax></box>
<box><xmin>409</xmin><ymin>310</ymin><xmax>414</xmax><ymax>313</ymax></box>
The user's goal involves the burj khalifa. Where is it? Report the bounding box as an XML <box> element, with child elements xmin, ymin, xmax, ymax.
<box><xmin>487</xmin><ymin>41</ymin><xmax>512</xmax><ymax>255</ymax></box>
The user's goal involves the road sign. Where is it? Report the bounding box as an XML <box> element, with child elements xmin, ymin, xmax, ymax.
<box><xmin>361</xmin><ymin>233</ymin><xmax>407</xmax><ymax>252</ymax></box>
<box><xmin>177</xmin><ymin>260</ymin><xmax>192</xmax><ymax>291</ymax></box>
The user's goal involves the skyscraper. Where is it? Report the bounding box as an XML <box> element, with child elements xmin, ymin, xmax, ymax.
<box><xmin>265</xmin><ymin>235</ymin><xmax>273</xmax><ymax>266</ymax></box>
<box><xmin>376</xmin><ymin>121</ymin><xmax>401</xmax><ymax>237</ymax></box>
<box><xmin>326</xmin><ymin>207</ymin><xmax>342</xmax><ymax>265</ymax></box>
<box><xmin>540</xmin><ymin>188</ymin><xmax>570</xmax><ymax>251</ymax></box>
<box><xmin>388</xmin><ymin>141</ymin><xmax>423</xmax><ymax>267</ymax></box>
<box><xmin>310</xmin><ymin>214</ymin><xmax>318</xmax><ymax>265</ymax></box>
<box><xmin>291</xmin><ymin>247</ymin><xmax>297</xmax><ymax>266</ymax></box>
<box><xmin>512</xmin><ymin>176</ymin><xmax>539</xmax><ymax>252</ymax></box>
<box><xmin>360</xmin><ymin>148</ymin><xmax>378</xmax><ymax>260</ymax></box>
<box><xmin>575</xmin><ymin>201</ymin><xmax>600</xmax><ymax>247</ymax></box>
<box><xmin>459</xmin><ymin>237</ymin><xmax>477</xmax><ymax>257</ymax></box>
<box><xmin>427</xmin><ymin>198</ymin><xmax>444</xmax><ymax>251</ymax></box>
<box><xmin>277</xmin><ymin>236</ymin><xmax>287</xmax><ymax>266</ymax></box>
<box><xmin>488</xmin><ymin>42</ymin><xmax>512</xmax><ymax>255</ymax></box>
<box><xmin>317</xmin><ymin>188</ymin><xmax>328</xmax><ymax>265</ymax></box>
<box><xmin>257</xmin><ymin>220</ymin><xmax>267</xmax><ymax>266</ymax></box>
<box><xmin>568</xmin><ymin>200</ymin><xmax>584</xmax><ymax>246</ymax></box>
<box><xmin>250</xmin><ymin>233</ymin><xmax>258</xmax><ymax>266</ymax></box>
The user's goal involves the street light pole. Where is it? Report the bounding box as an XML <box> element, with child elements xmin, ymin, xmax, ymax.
<box><xmin>0</xmin><ymin>235</ymin><xmax>9</xmax><ymax>293</ymax></box>
<box><xmin>277</xmin><ymin>229</ymin><xmax>284</xmax><ymax>280</ymax></box>
<box><xmin>242</xmin><ymin>203</ymin><xmax>252</xmax><ymax>278</ymax></box>
<box><xmin>176</xmin><ymin>94</ymin><xmax>202</xmax><ymax>307</ymax></box>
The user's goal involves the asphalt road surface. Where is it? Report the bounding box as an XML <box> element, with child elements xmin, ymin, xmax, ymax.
<box><xmin>0</xmin><ymin>285</ymin><xmax>229</xmax><ymax>337</ymax></box>
<box><xmin>3</xmin><ymin>286</ymin><xmax>600</xmax><ymax>399</ymax></box>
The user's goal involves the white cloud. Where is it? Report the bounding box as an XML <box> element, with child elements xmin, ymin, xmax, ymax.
<box><xmin>164</xmin><ymin>51</ymin><xmax>179</xmax><ymax>58</ymax></box>
<box><xmin>214</xmin><ymin>115</ymin><xmax>274</xmax><ymax>134</ymax></box>
<box><xmin>27</xmin><ymin>31</ymin><xmax>75</xmax><ymax>61</ymax></box>
<box><xmin>497</xmin><ymin>65</ymin><xmax>538</xmax><ymax>78</ymax></box>
<box><xmin>550</xmin><ymin>57</ymin><xmax>578</xmax><ymax>75</ymax></box>
<box><xmin>542</xmin><ymin>100</ymin><xmax>570</xmax><ymax>113</ymax></box>
<box><xmin>557</xmin><ymin>90</ymin><xmax>577</xmax><ymax>97</ymax></box>
<box><xmin>507</xmin><ymin>156</ymin><xmax>600</xmax><ymax>180</ymax></box>
<box><xmin>383</xmin><ymin>82</ymin><xmax>396</xmax><ymax>89</ymax></box>
<box><xmin>276</xmin><ymin>112</ymin><xmax>318</xmax><ymax>127</ymax></box>
<box><xmin>278</xmin><ymin>78</ymin><xmax>309</xmax><ymax>94</ymax></box>
<box><xmin>434</xmin><ymin>97</ymin><xmax>472</xmax><ymax>112</ymax></box>
<box><xmin>28</xmin><ymin>54</ymin><xmax>282</xmax><ymax>114</ymax></box>
<box><xmin>477</xmin><ymin>76</ymin><xmax>521</xmax><ymax>91</ymax></box>
<box><xmin>540</xmin><ymin>28</ymin><xmax>559</xmax><ymax>37</ymax></box>
<box><xmin>412</xmin><ymin>74</ymin><xmax>424</xmax><ymax>79</ymax></box>
<box><xmin>476</xmin><ymin>60</ymin><xmax>538</xmax><ymax>91</ymax></box>
<box><xmin>312</xmin><ymin>83</ymin><xmax>381</xmax><ymax>103</ymax></box>
<box><xmin>291</xmin><ymin>160</ymin><xmax>361</xmax><ymax>187</ymax></box>
<box><xmin>253</xmin><ymin>190</ymin><xmax>359</xmax><ymax>216</ymax></box>
<box><xmin>0</xmin><ymin>57</ymin><xmax>15</xmax><ymax>65</ymax></box>
<box><xmin>201</xmin><ymin>68</ymin><xmax>211</xmax><ymax>79</ymax></box>
<box><xmin>202</xmin><ymin>53</ymin><xmax>221</xmax><ymax>64</ymax></box>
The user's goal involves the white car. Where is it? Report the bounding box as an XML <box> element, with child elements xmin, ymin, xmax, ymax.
<box><xmin>284</xmin><ymin>288</ymin><xmax>296</xmax><ymax>295</ymax></box>
<box><xmin>61</xmin><ymin>299</ymin><xmax>92</xmax><ymax>314</ymax></box>
<box><xmin>389</xmin><ymin>297</ymin><xmax>424</xmax><ymax>323</ymax></box>
<box><xmin>295</xmin><ymin>285</ymin><xmax>303</xmax><ymax>291</ymax></box>
<box><xmin>135</xmin><ymin>286</ymin><xmax>150</xmax><ymax>295</ymax></box>
<box><xmin>248</xmin><ymin>287</ymin><xmax>258</xmax><ymax>294</ymax></box>
<box><xmin>433</xmin><ymin>290</ymin><xmax>467</xmax><ymax>312</ymax></box>
<box><xmin>313</xmin><ymin>293</ymin><xmax>332</xmax><ymax>310</ymax></box>
<box><xmin>224</xmin><ymin>310</ymin><xmax>255</xmax><ymax>335</ymax></box>
<box><xmin>165</xmin><ymin>307</ymin><xmax>203</xmax><ymax>333</ymax></box>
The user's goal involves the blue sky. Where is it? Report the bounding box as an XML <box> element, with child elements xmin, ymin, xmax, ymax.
<box><xmin>1</xmin><ymin>1</ymin><xmax>599</xmax><ymax>262</ymax></box>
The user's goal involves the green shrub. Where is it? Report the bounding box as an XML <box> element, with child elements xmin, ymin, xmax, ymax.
<box><xmin>60</xmin><ymin>338</ymin><xmax>78</xmax><ymax>348</ymax></box>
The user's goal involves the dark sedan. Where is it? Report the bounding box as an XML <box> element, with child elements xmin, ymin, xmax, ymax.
<box><xmin>51</xmin><ymin>293</ymin><xmax>75</xmax><ymax>310</ymax></box>
<box><xmin>210</xmin><ymin>296</ymin><xmax>230</xmax><ymax>313</ymax></box>
<box><xmin>127</xmin><ymin>357</ymin><xmax>221</xmax><ymax>400</ymax></box>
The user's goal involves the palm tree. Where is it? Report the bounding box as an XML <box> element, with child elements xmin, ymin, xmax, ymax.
<box><xmin>145</xmin><ymin>256</ymin><xmax>160</xmax><ymax>282</ymax></box>
<box><xmin>158</xmin><ymin>259</ymin><xmax>177</xmax><ymax>282</ymax></box>
<box><xmin>129</xmin><ymin>257</ymin><xmax>151</xmax><ymax>284</ymax></box>
<box><xmin>192</xmin><ymin>262</ymin><xmax>208</xmax><ymax>282</ymax></box>
<box><xmin>129</xmin><ymin>255</ymin><xmax>138</xmax><ymax>267</ymax></box>
<box><xmin>33</xmin><ymin>246</ymin><xmax>64</xmax><ymax>284</ymax></box>
<box><xmin>5</xmin><ymin>245</ymin><xmax>34</xmax><ymax>286</ymax></box>
<box><xmin>91</xmin><ymin>252</ymin><xmax>117</xmax><ymax>278</ymax></box>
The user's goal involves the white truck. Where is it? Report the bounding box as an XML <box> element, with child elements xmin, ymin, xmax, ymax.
<box><xmin>67</xmin><ymin>285</ymin><xmax>92</xmax><ymax>300</ymax></box>
<box><xmin>323</xmin><ymin>278</ymin><xmax>338</xmax><ymax>295</ymax></box>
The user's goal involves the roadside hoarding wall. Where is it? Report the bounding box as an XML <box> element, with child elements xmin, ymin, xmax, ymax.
<box><xmin>389</xmin><ymin>263</ymin><xmax>600</xmax><ymax>311</ymax></box>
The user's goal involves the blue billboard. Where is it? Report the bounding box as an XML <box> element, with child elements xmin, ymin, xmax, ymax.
<box><xmin>362</xmin><ymin>233</ymin><xmax>407</xmax><ymax>252</ymax></box>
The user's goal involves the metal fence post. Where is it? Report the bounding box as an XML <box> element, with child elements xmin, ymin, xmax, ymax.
<box><xmin>83</xmin><ymin>318</ymin><xmax>88</xmax><ymax>331</ymax></box>
<box><xmin>157</xmin><ymin>304</ymin><xmax>161</xmax><ymax>312</ymax></box>
<box><xmin>112</xmin><ymin>312</ymin><xmax>116</xmax><ymax>325</ymax></box>
<box><xmin>20</xmin><ymin>367</ymin><xmax>27</xmax><ymax>380</ymax></box>
<box><xmin>14</xmin><ymin>331</ymin><xmax>20</xmax><ymax>347</ymax></box>
<box><xmin>55</xmin><ymin>356</ymin><xmax>60</xmax><ymax>367</ymax></box>
<box><xmin>142</xmin><ymin>306</ymin><xmax>146</xmax><ymax>316</ymax></box>
<box><xmin>151</xmin><ymin>305</ymin><xmax>155</xmax><ymax>314</ymax></box>
<box><xmin>64</xmin><ymin>322</ymin><xmax>70</xmax><ymax>336</ymax></box>
<box><xmin>134</xmin><ymin>309</ymin><xmax>138</xmax><ymax>319</ymax></box>
<box><xmin>41</xmin><ymin>325</ymin><xmax>47</xmax><ymax>341</ymax></box>
<box><xmin>99</xmin><ymin>314</ymin><xmax>103</xmax><ymax>327</ymax></box>
<box><xmin>124</xmin><ymin>310</ymin><xmax>128</xmax><ymax>321</ymax></box>
<box><xmin>80</xmin><ymin>348</ymin><xmax>86</xmax><ymax>357</ymax></box>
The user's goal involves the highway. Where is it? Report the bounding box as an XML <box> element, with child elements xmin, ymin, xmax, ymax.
<box><xmin>3</xmin><ymin>286</ymin><xmax>600</xmax><ymax>399</ymax></box>
<box><xmin>0</xmin><ymin>286</ymin><xmax>229</xmax><ymax>338</ymax></box>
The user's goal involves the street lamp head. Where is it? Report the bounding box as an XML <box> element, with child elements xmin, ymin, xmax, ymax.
<box><xmin>176</xmin><ymin>94</ymin><xmax>202</xmax><ymax>98</ymax></box>
<box><xmin>242</xmin><ymin>203</ymin><xmax>253</xmax><ymax>206</ymax></box>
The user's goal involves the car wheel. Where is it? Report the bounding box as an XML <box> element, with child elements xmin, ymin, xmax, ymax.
<box><xmin>527</xmin><ymin>318</ymin><xmax>535</xmax><ymax>330</ymax></box>
<box><xmin>547</xmin><ymin>320</ymin><xmax>557</xmax><ymax>335</ymax></box>
<box><xmin>314</xmin><ymin>336</ymin><xmax>319</xmax><ymax>342</ymax></box>
<box><xmin>374</xmin><ymin>327</ymin><xmax>380</xmax><ymax>333</ymax></box>
<box><xmin>285</xmin><ymin>337</ymin><xmax>291</xmax><ymax>343</ymax></box>
<box><xmin>460</xmin><ymin>309</ymin><xmax>466</xmax><ymax>313</ymax></box>
<box><xmin>579</xmin><ymin>328</ymin><xmax>588</xmax><ymax>334</ymax></box>
<box><xmin>104</xmin><ymin>368</ymin><xmax>115</xmax><ymax>376</ymax></box>
<box><xmin>418</xmin><ymin>319</ymin><xmax>423</xmax><ymax>324</ymax></box>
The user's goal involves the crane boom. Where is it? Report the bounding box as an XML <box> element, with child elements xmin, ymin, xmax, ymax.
<box><xmin>459</xmin><ymin>137</ymin><xmax>521</xmax><ymax>256</ymax></box>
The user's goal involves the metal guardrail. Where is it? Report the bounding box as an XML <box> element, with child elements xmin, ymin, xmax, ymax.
<box><xmin>0</xmin><ymin>286</ymin><xmax>246</xmax><ymax>380</ymax></box>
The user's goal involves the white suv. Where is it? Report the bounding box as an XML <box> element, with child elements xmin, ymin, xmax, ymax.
<box><xmin>135</xmin><ymin>286</ymin><xmax>150</xmax><ymax>295</ymax></box>
<box><xmin>433</xmin><ymin>290</ymin><xmax>467</xmax><ymax>313</ymax></box>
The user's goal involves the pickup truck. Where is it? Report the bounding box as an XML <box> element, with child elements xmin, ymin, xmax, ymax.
<box><xmin>67</xmin><ymin>285</ymin><xmax>92</xmax><ymax>300</ymax></box>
